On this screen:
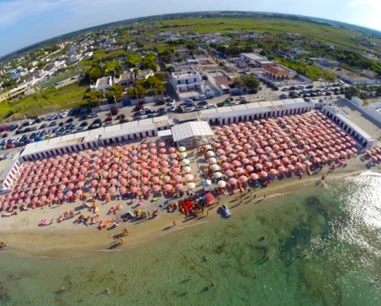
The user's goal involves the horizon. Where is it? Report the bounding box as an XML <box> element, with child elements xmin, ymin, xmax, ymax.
<box><xmin>1</xmin><ymin>0</ymin><xmax>381</xmax><ymax>58</ymax></box>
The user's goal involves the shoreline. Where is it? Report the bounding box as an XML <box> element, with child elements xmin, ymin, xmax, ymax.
<box><xmin>1</xmin><ymin>158</ymin><xmax>376</xmax><ymax>260</ymax></box>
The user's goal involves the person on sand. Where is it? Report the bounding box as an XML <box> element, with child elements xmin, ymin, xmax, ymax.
<box><xmin>123</xmin><ymin>228</ymin><xmax>129</xmax><ymax>236</ymax></box>
<box><xmin>173</xmin><ymin>221</ymin><xmax>176</xmax><ymax>226</ymax></box>
<box><xmin>119</xmin><ymin>239</ymin><xmax>124</xmax><ymax>245</ymax></box>
<box><xmin>263</xmin><ymin>194</ymin><xmax>266</xmax><ymax>199</ymax></box>
<box><xmin>61</xmin><ymin>286</ymin><xmax>65</xmax><ymax>292</ymax></box>
<box><xmin>50</xmin><ymin>218</ymin><xmax>55</xmax><ymax>225</ymax></box>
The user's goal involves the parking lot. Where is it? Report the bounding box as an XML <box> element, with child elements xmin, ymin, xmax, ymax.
<box><xmin>0</xmin><ymin>81</ymin><xmax>347</xmax><ymax>153</ymax></box>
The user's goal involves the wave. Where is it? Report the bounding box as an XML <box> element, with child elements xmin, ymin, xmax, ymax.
<box><xmin>359</xmin><ymin>171</ymin><xmax>381</xmax><ymax>177</ymax></box>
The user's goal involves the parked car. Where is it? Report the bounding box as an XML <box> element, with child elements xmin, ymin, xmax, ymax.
<box><xmin>80</xmin><ymin>121</ymin><xmax>88</xmax><ymax>127</ymax></box>
<box><xmin>6</xmin><ymin>143</ymin><xmax>15</xmax><ymax>149</ymax></box>
<box><xmin>65</xmin><ymin>118</ymin><xmax>74</xmax><ymax>123</ymax></box>
<box><xmin>103</xmin><ymin>122</ymin><xmax>113</xmax><ymax>127</ymax></box>
<box><xmin>154</xmin><ymin>100</ymin><xmax>165</xmax><ymax>106</ymax></box>
<box><xmin>184</xmin><ymin>106</ymin><xmax>195</xmax><ymax>112</ymax></box>
<box><xmin>167</xmin><ymin>106</ymin><xmax>176</xmax><ymax>112</ymax></box>
<box><xmin>49</xmin><ymin>121</ymin><xmax>57</xmax><ymax>127</ymax></box>
<box><xmin>166</xmin><ymin>100</ymin><xmax>175</xmax><ymax>106</ymax></box>
<box><xmin>60</xmin><ymin>111</ymin><xmax>68</xmax><ymax>118</ymax></box>
<box><xmin>197</xmin><ymin>100</ymin><xmax>208</xmax><ymax>106</ymax></box>
<box><xmin>110</xmin><ymin>107</ymin><xmax>119</xmax><ymax>115</ymax></box>
<box><xmin>207</xmin><ymin>104</ymin><xmax>216</xmax><ymax>109</ymax></box>
<box><xmin>87</xmin><ymin>112</ymin><xmax>98</xmax><ymax>118</ymax></box>
<box><xmin>115</xmin><ymin>114</ymin><xmax>125</xmax><ymax>120</ymax></box>
<box><xmin>134</xmin><ymin>105</ymin><xmax>143</xmax><ymax>111</ymax></box>
<box><xmin>221</xmin><ymin>205</ymin><xmax>231</xmax><ymax>218</ymax></box>
<box><xmin>104</xmin><ymin>117</ymin><xmax>113</xmax><ymax>122</ymax></box>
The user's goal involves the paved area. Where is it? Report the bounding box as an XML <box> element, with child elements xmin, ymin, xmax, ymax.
<box><xmin>332</xmin><ymin>99</ymin><xmax>381</xmax><ymax>145</ymax></box>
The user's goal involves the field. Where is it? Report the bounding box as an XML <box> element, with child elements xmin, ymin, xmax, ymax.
<box><xmin>0</xmin><ymin>82</ymin><xmax>88</xmax><ymax>122</ymax></box>
<box><xmin>146</xmin><ymin>17</ymin><xmax>380</xmax><ymax>53</ymax></box>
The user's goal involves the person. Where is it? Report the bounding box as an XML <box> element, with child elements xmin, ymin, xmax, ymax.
<box><xmin>119</xmin><ymin>239</ymin><xmax>124</xmax><ymax>245</ymax></box>
<box><xmin>119</xmin><ymin>203</ymin><xmax>123</xmax><ymax>210</ymax></box>
<box><xmin>61</xmin><ymin>286</ymin><xmax>65</xmax><ymax>292</ymax></box>
<box><xmin>173</xmin><ymin>221</ymin><xmax>176</xmax><ymax>226</ymax></box>
<box><xmin>105</xmin><ymin>288</ymin><xmax>110</xmax><ymax>294</ymax></box>
<box><xmin>123</xmin><ymin>228</ymin><xmax>129</xmax><ymax>236</ymax></box>
<box><xmin>263</xmin><ymin>194</ymin><xmax>266</xmax><ymax>199</ymax></box>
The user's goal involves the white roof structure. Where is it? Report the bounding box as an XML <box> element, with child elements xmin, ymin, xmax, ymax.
<box><xmin>158</xmin><ymin>129</ymin><xmax>172</xmax><ymax>138</ymax></box>
<box><xmin>171</xmin><ymin>121</ymin><xmax>214</xmax><ymax>142</ymax></box>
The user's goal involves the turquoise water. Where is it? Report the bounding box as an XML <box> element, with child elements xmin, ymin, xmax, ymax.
<box><xmin>1</xmin><ymin>172</ymin><xmax>381</xmax><ymax>306</ymax></box>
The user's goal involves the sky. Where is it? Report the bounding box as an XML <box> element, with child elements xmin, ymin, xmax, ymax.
<box><xmin>1</xmin><ymin>0</ymin><xmax>381</xmax><ymax>56</ymax></box>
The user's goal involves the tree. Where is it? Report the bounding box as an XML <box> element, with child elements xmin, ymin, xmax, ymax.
<box><xmin>244</xmin><ymin>75</ymin><xmax>260</xmax><ymax>91</ymax></box>
<box><xmin>345</xmin><ymin>87</ymin><xmax>360</xmax><ymax>99</ymax></box>
<box><xmin>104</xmin><ymin>60</ymin><xmax>123</xmax><ymax>77</ymax></box>
<box><xmin>233</xmin><ymin>77</ymin><xmax>244</xmax><ymax>89</ymax></box>
<box><xmin>165</xmin><ymin>66</ymin><xmax>175</xmax><ymax>73</ymax></box>
<box><xmin>106</xmin><ymin>84</ymin><xmax>123</xmax><ymax>102</ymax></box>
<box><xmin>141</xmin><ymin>53</ymin><xmax>157</xmax><ymax>71</ymax></box>
<box><xmin>125</xmin><ymin>53</ymin><xmax>142</xmax><ymax>67</ymax></box>
<box><xmin>83</xmin><ymin>90</ymin><xmax>103</xmax><ymax>101</ymax></box>
<box><xmin>85</xmin><ymin>66</ymin><xmax>102</xmax><ymax>84</ymax></box>
<box><xmin>127</xmin><ymin>83</ymin><xmax>147</xmax><ymax>99</ymax></box>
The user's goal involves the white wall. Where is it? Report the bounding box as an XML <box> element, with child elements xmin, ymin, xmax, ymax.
<box><xmin>350</xmin><ymin>97</ymin><xmax>381</xmax><ymax>125</ymax></box>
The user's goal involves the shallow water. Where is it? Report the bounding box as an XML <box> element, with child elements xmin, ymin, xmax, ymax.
<box><xmin>0</xmin><ymin>172</ymin><xmax>381</xmax><ymax>306</ymax></box>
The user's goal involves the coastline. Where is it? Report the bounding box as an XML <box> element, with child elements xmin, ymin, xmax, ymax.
<box><xmin>1</xmin><ymin>155</ymin><xmax>376</xmax><ymax>260</ymax></box>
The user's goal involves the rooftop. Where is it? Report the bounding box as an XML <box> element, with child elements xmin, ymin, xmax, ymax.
<box><xmin>241</xmin><ymin>53</ymin><xmax>268</xmax><ymax>61</ymax></box>
<box><xmin>263</xmin><ymin>65</ymin><xmax>290</xmax><ymax>77</ymax></box>
<box><xmin>171</xmin><ymin>121</ymin><xmax>214</xmax><ymax>142</ymax></box>
<box><xmin>172</xmin><ymin>69</ymin><xmax>199</xmax><ymax>78</ymax></box>
<box><xmin>95</xmin><ymin>76</ymin><xmax>112</xmax><ymax>87</ymax></box>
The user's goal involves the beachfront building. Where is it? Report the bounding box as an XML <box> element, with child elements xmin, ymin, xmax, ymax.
<box><xmin>171</xmin><ymin>121</ymin><xmax>214</xmax><ymax>149</ymax></box>
<box><xmin>240</xmin><ymin>53</ymin><xmax>272</xmax><ymax>67</ymax></box>
<box><xmin>200</xmin><ymin>99</ymin><xmax>313</xmax><ymax>125</ymax></box>
<box><xmin>322</xmin><ymin>106</ymin><xmax>374</xmax><ymax>149</ymax></box>
<box><xmin>0</xmin><ymin>155</ymin><xmax>22</xmax><ymax>193</ymax></box>
<box><xmin>20</xmin><ymin>117</ymin><xmax>172</xmax><ymax>161</ymax></box>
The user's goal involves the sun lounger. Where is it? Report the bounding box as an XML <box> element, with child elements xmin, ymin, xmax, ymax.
<box><xmin>231</xmin><ymin>189</ymin><xmax>240</xmax><ymax>195</ymax></box>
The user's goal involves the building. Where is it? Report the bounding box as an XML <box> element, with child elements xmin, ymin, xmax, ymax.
<box><xmin>240</xmin><ymin>53</ymin><xmax>269</xmax><ymax>67</ymax></box>
<box><xmin>263</xmin><ymin>64</ymin><xmax>291</xmax><ymax>80</ymax></box>
<box><xmin>0</xmin><ymin>84</ymin><xmax>29</xmax><ymax>103</ymax></box>
<box><xmin>171</xmin><ymin>68</ymin><xmax>203</xmax><ymax>93</ymax></box>
<box><xmin>0</xmin><ymin>154</ymin><xmax>22</xmax><ymax>193</ymax></box>
<box><xmin>114</xmin><ymin>69</ymin><xmax>155</xmax><ymax>89</ymax></box>
<box><xmin>20</xmin><ymin>117</ymin><xmax>172</xmax><ymax>161</ymax></box>
<box><xmin>90</xmin><ymin>76</ymin><xmax>113</xmax><ymax>94</ymax></box>
<box><xmin>171</xmin><ymin>121</ymin><xmax>214</xmax><ymax>148</ymax></box>
<box><xmin>200</xmin><ymin>99</ymin><xmax>313</xmax><ymax>125</ymax></box>
<box><xmin>322</xmin><ymin>105</ymin><xmax>374</xmax><ymax>149</ymax></box>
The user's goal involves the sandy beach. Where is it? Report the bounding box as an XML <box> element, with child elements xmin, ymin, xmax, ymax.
<box><xmin>0</xmin><ymin>148</ymin><xmax>376</xmax><ymax>259</ymax></box>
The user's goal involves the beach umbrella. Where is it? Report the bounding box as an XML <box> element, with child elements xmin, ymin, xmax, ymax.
<box><xmin>130</xmin><ymin>178</ymin><xmax>138</xmax><ymax>185</ymax></box>
<box><xmin>89</xmin><ymin>187</ymin><xmax>96</xmax><ymax>194</ymax></box>
<box><xmin>174</xmin><ymin>175</ymin><xmax>183</xmax><ymax>183</ymax></box>
<box><xmin>131</xmin><ymin>163</ymin><xmax>138</xmax><ymax>169</ymax></box>
<box><xmin>151</xmin><ymin>177</ymin><xmax>160</xmax><ymax>184</ymax></box>
<box><xmin>182</xmin><ymin>159</ymin><xmax>190</xmax><ymax>166</ymax></box>
<box><xmin>221</xmin><ymin>162</ymin><xmax>230</xmax><ymax>169</ymax></box>
<box><xmin>260</xmin><ymin>171</ymin><xmax>268</xmax><ymax>178</ymax></box>
<box><xmin>108</xmin><ymin>187</ymin><xmax>116</xmax><ymax>194</ymax></box>
<box><xmin>175</xmin><ymin>184</ymin><xmax>184</xmax><ymax>191</ymax></box>
<box><xmin>141</xmin><ymin>186</ymin><xmax>149</xmax><ymax>194</ymax></box>
<box><xmin>161</xmin><ymin>167</ymin><xmax>170</xmax><ymax>173</ymax></box>
<box><xmin>214</xmin><ymin>172</ymin><xmax>223</xmax><ymax>179</ymax></box>
<box><xmin>170</xmin><ymin>153</ymin><xmax>178</xmax><ymax>159</ymax></box>
<box><xmin>208</xmin><ymin>158</ymin><xmax>217</xmax><ymax>164</ymax></box>
<box><xmin>183</xmin><ymin>166</ymin><xmax>191</xmax><ymax>173</ymax></box>
<box><xmin>119</xmin><ymin>187</ymin><xmax>127</xmax><ymax>194</ymax></box>
<box><xmin>130</xmin><ymin>187</ymin><xmax>139</xmax><ymax>194</ymax></box>
<box><xmin>185</xmin><ymin>174</ymin><xmax>194</xmax><ymax>181</ymax></box>
<box><xmin>236</xmin><ymin>167</ymin><xmax>245</xmax><ymax>174</ymax></box>
<box><xmin>228</xmin><ymin>178</ymin><xmax>237</xmax><ymax>185</ymax></box>
<box><xmin>141</xmin><ymin>177</ymin><xmax>149</xmax><ymax>185</ymax></box>
<box><xmin>288</xmin><ymin>165</ymin><xmax>295</xmax><ymax>171</ymax></box>
<box><xmin>186</xmin><ymin>182</ymin><xmax>196</xmax><ymax>190</ymax></box>
<box><xmin>131</xmin><ymin>170</ymin><xmax>139</xmax><ymax>177</ymax></box>
<box><xmin>211</xmin><ymin>164</ymin><xmax>220</xmax><ymax>172</ymax></box>
<box><xmin>255</xmin><ymin>163</ymin><xmax>263</xmax><ymax>170</ymax></box>
<box><xmin>179</xmin><ymin>146</ymin><xmax>186</xmax><ymax>152</ymax></box>
<box><xmin>251</xmin><ymin>173</ymin><xmax>259</xmax><ymax>180</ymax></box>
<box><xmin>239</xmin><ymin>175</ymin><xmax>248</xmax><ymax>183</ymax></box>
<box><xmin>179</xmin><ymin>152</ymin><xmax>188</xmax><ymax>160</ymax></box>
<box><xmin>163</xmin><ymin>176</ymin><xmax>171</xmax><ymax>183</ymax></box>
<box><xmin>151</xmin><ymin>168</ymin><xmax>160</xmax><ymax>175</ymax></box>
<box><xmin>152</xmin><ymin>185</ymin><xmax>161</xmax><ymax>193</ymax></box>
<box><xmin>206</xmin><ymin>151</ymin><xmax>215</xmax><ymax>158</ymax></box>
<box><xmin>217</xmin><ymin>181</ymin><xmax>226</xmax><ymax>188</ymax></box>
<box><xmin>164</xmin><ymin>184</ymin><xmax>173</xmax><ymax>191</ymax></box>
<box><xmin>246</xmin><ymin>165</ymin><xmax>254</xmax><ymax>172</ymax></box>
<box><xmin>168</xmin><ymin>147</ymin><xmax>176</xmax><ymax>153</ymax></box>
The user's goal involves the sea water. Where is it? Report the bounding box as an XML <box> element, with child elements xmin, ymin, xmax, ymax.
<box><xmin>0</xmin><ymin>172</ymin><xmax>381</xmax><ymax>306</ymax></box>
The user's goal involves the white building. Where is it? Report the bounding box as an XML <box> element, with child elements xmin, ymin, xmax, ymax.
<box><xmin>171</xmin><ymin>121</ymin><xmax>214</xmax><ymax>148</ymax></box>
<box><xmin>200</xmin><ymin>99</ymin><xmax>313</xmax><ymax>125</ymax></box>
<box><xmin>240</xmin><ymin>53</ymin><xmax>269</xmax><ymax>67</ymax></box>
<box><xmin>171</xmin><ymin>68</ymin><xmax>203</xmax><ymax>93</ymax></box>
<box><xmin>90</xmin><ymin>76</ymin><xmax>113</xmax><ymax>94</ymax></box>
<box><xmin>322</xmin><ymin>105</ymin><xmax>374</xmax><ymax>149</ymax></box>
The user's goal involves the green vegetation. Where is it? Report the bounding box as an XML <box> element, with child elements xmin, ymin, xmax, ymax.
<box><xmin>276</xmin><ymin>58</ymin><xmax>336</xmax><ymax>82</ymax></box>
<box><xmin>127</xmin><ymin>72</ymin><xmax>165</xmax><ymax>99</ymax></box>
<box><xmin>0</xmin><ymin>83</ymin><xmax>88</xmax><ymax>121</ymax></box>
<box><xmin>125</xmin><ymin>53</ymin><xmax>142</xmax><ymax>67</ymax></box>
<box><xmin>83</xmin><ymin>90</ymin><xmax>103</xmax><ymax>107</ymax></box>
<box><xmin>104</xmin><ymin>60</ymin><xmax>123</xmax><ymax>76</ymax></box>
<box><xmin>106</xmin><ymin>84</ymin><xmax>123</xmax><ymax>103</ymax></box>
<box><xmin>243</xmin><ymin>75</ymin><xmax>260</xmax><ymax>92</ymax></box>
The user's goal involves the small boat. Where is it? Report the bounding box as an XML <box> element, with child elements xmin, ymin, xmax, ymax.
<box><xmin>221</xmin><ymin>205</ymin><xmax>231</xmax><ymax>218</ymax></box>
